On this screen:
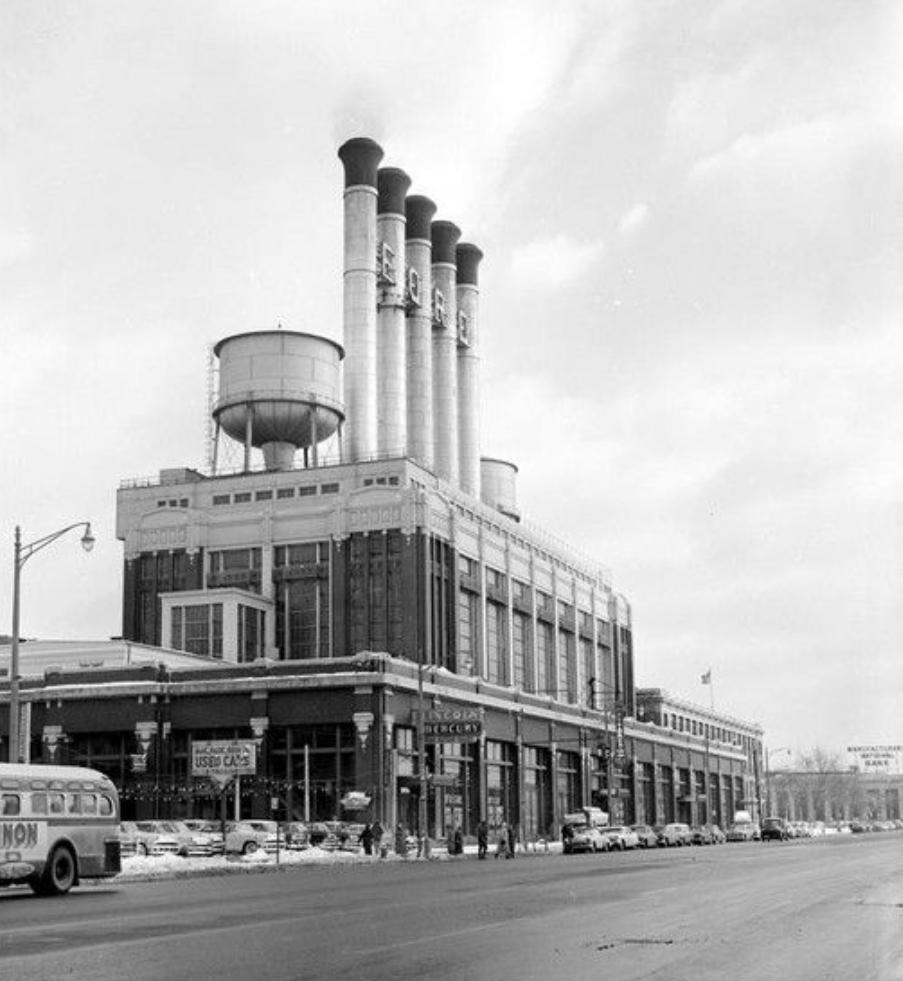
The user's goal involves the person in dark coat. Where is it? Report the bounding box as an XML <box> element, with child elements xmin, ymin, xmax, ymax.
<box><xmin>477</xmin><ymin>820</ymin><xmax>489</xmax><ymax>860</ymax></box>
<box><xmin>395</xmin><ymin>822</ymin><xmax>408</xmax><ymax>858</ymax></box>
<box><xmin>359</xmin><ymin>822</ymin><xmax>374</xmax><ymax>856</ymax></box>
<box><xmin>372</xmin><ymin>820</ymin><xmax>386</xmax><ymax>858</ymax></box>
<box><xmin>453</xmin><ymin>826</ymin><xmax>464</xmax><ymax>857</ymax></box>
<box><xmin>507</xmin><ymin>823</ymin><xmax>517</xmax><ymax>859</ymax></box>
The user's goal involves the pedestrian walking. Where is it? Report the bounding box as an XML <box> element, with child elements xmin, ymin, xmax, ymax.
<box><xmin>453</xmin><ymin>825</ymin><xmax>464</xmax><ymax>857</ymax></box>
<box><xmin>495</xmin><ymin>822</ymin><xmax>509</xmax><ymax>859</ymax></box>
<box><xmin>507</xmin><ymin>823</ymin><xmax>517</xmax><ymax>859</ymax></box>
<box><xmin>477</xmin><ymin>820</ymin><xmax>488</xmax><ymax>860</ymax></box>
<box><xmin>372</xmin><ymin>820</ymin><xmax>386</xmax><ymax>858</ymax></box>
<box><xmin>359</xmin><ymin>822</ymin><xmax>374</xmax><ymax>856</ymax></box>
<box><xmin>395</xmin><ymin>822</ymin><xmax>408</xmax><ymax>858</ymax></box>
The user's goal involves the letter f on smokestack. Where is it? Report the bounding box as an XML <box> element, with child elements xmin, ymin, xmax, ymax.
<box><xmin>338</xmin><ymin>137</ymin><xmax>384</xmax><ymax>463</ymax></box>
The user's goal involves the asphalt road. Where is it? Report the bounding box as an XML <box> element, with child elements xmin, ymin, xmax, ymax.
<box><xmin>2</xmin><ymin>835</ymin><xmax>902</xmax><ymax>981</ymax></box>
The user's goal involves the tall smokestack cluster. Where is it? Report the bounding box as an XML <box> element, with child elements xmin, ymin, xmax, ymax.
<box><xmin>338</xmin><ymin>138</ymin><xmax>485</xmax><ymax>497</ymax></box>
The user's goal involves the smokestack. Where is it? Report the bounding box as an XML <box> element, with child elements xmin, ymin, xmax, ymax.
<box><xmin>456</xmin><ymin>243</ymin><xmax>484</xmax><ymax>498</ymax></box>
<box><xmin>338</xmin><ymin>137</ymin><xmax>384</xmax><ymax>463</ymax></box>
<box><xmin>377</xmin><ymin>167</ymin><xmax>412</xmax><ymax>458</ymax></box>
<box><xmin>405</xmin><ymin>194</ymin><xmax>438</xmax><ymax>470</ymax></box>
<box><xmin>480</xmin><ymin>457</ymin><xmax>521</xmax><ymax>522</ymax></box>
<box><xmin>431</xmin><ymin>219</ymin><xmax>462</xmax><ymax>484</ymax></box>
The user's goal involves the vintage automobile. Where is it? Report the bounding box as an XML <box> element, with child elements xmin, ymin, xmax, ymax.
<box><xmin>601</xmin><ymin>825</ymin><xmax>640</xmax><ymax>850</ymax></box>
<box><xmin>224</xmin><ymin>820</ymin><xmax>283</xmax><ymax>855</ymax></box>
<box><xmin>761</xmin><ymin>817</ymin><xmax>791</xmax><ymax>841</ymax></box>
<box><xmin>657</xmin><ymin>823</ymin><xmax>693</xmax><ymax>847</ymax></box>
<box><xmin>630</xmin><ymin>824</ymin><xmax>660</xmax><ymax>848</ymax></box>
<box><xmin>562</xmin><ymin>814</ymin><xmax>607</xmax><ymax>854</ymax></box>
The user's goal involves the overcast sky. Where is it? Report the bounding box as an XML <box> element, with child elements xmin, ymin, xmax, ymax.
<box><xmin>2</xmin><ymin>1</ymin><xmax>900</xmax><ymax>761</ymax></box>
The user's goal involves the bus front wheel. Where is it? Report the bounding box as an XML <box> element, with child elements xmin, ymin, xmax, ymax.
<box><xmin>33</xmin><ymin>846</ymin><xmax>77</xmax><ymax>896</ymax></box>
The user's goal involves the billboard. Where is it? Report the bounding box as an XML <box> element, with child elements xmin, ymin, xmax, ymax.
<box><xmin>847</xmin><ymin>745</ymin><xmax>903</xmax><ymax>773</ymax></box>
<box><xmin>191</xmin><ymin>739</ymin><xmax>257</xmax><ymax>778</ymax></box>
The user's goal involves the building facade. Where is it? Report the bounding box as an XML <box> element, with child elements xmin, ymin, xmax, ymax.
<box><xmin>2</xmin><ymin>138</ymin><xmax>765</xmax><ymax>839</ymax></box>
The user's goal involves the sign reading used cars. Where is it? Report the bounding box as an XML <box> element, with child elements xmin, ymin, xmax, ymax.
<box><xmin>191</xmin><ymin>739</ymin><xmax>257</xmax><ymax>778</ymax></box>
<box><xmin>423</xmin><ymin>707</ymin><xmax>482</xmax><ymax>742</ymax></box>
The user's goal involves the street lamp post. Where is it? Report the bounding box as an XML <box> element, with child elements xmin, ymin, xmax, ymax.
<box><xmin>8</xmin><ymin>521</ymin><xmax>94</xmax><ymax>763</ymax></box>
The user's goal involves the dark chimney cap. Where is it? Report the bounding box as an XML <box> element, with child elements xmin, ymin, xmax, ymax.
<box><xmin>338</xmin><ymin>137</ymin><xmax>384</xmax><ymax>189</ymax></box>
<box><xmin>378</xmin><ymin>168</ymin><xmax>412</xmax><ymax>216</ymax></box>
<box><xmin>456</xmin><ymin>243</ymin><xmax>484</xmax><ymax>286</ymax></box>
<box><xmin>431</xmin><ymin>220</ymin><xmax>462</xmax><ymax>264</ymax></box>
<box><xmin>406</xmin><ymin>195</ymin><xmax>437</xmax><ymax>241</ymax></box>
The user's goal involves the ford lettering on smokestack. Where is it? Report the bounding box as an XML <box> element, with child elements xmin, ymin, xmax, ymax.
<box><xmin>456</xmin><ymin>243</ymin><xmax>484</xmax><ymax>498</ymax></box>
<box><xmin>405</xmin><ymin>194</ymin><xmax>438</xmax><ymax>471</ymax></box>
<box><xmin>431</xmin><ymin>219</ymin><xmax>462</xmax><ymax>484</ymax></box>
<box><xmin>338</xmin><ymin>137</ymin><xmax>384</xmax><ymax>463</ymax></box>
<box><xmin>376</xmin><ymin>167</ymin><xmax>412</xmax><ymax>458</ymax></box>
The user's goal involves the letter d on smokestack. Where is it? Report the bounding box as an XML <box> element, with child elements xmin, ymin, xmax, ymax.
<box><xmin>338</xmin><ymin>137</ymin><xmax>384</xmax><ymax>463</ymax></box>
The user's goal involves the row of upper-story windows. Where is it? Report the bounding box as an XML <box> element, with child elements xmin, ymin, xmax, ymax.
<box><xmin>157</xmin><ymin>497</ymin><xmax>190</xmax><ymax>508</ymax></box>
<box><xmin>662</xmin><ymin>712</ymin><xmax>758</xmax><ymax>750</ymax></box>
<box><xmin>211</xmin><ymin>483</ymin><xmax>340</xmax><ymax>506</ymax></box>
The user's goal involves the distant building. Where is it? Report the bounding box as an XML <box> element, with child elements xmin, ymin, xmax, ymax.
<box><xmin>2</xmin><ymin>138</ymin><xmax>764</xmax><ymax>836</ymax></box>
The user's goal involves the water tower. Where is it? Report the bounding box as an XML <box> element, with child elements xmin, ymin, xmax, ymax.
<box><xmin>212</xmin><ymin>330</ymin><xmax>345</xmax><ymax>472</ymax></box>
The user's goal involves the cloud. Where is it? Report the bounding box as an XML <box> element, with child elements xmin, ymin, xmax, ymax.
<box><xmin>618</xmin><ymin>203</ymin><xmax>650</xmax><ymax>235</ymax></box>
<box><xmin>507</xmin><ymin>233</ymin><xmax>605</xmax><ymax>291</ymax></box>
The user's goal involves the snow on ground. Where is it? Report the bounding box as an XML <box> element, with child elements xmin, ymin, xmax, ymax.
<box><xmin>113</xmin><ymin>840</ymin><xmax>560</xmax><ymax>883</ymax></box>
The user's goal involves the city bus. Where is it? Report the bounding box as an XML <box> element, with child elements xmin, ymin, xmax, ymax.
<box><xmin>0</xmin><ymin>763</ymin><xmax>121</xmax><ymax>896</ymax></box>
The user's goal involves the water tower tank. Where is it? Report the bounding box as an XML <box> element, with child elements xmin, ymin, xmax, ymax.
<box><xmin>480</xmin><ymin>457</ymin><xmax>521</xmax><ymax>522</ymax></box>
<box><xmin>213</xmin><ymin>331</ymin><xmax>345</xmax><ymax>471</ymax></box>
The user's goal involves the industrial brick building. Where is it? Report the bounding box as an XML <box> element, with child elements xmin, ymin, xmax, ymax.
<box><xmin>2</xmin><ymin>139</ymin><xmax>764</xmax><ymax>840</ymax></box>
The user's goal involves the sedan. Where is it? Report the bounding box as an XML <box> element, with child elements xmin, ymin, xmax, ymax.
<box><xmin>601</xmin><ymin>825</ymin><xmax>640</xmax><ymax>851</ymax></box>
<box><xmin>631</xmin><ymin>824</ymin><xmax>660</xmax><ymax>848</ymax></box>
<box><xmin>657</xmin><ymin>823</ymin><xmax>693</xmax><ymax>847</ymax></box>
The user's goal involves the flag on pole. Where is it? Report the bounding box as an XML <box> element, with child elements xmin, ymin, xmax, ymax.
<box><xmin>701</xmin><ymin>669</ymin><xmax>712</xmax><ymax>685</ymax></box>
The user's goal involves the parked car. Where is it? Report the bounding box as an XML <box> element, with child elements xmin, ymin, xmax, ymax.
<box><xmin>631</xmin><ymin>824</ymin><xmax>660</xmax><ymax>848</ymax></box>
<box><xmin>601</xmin><ymin>825</ymin><xmax>640</xmax><ymax>850</ymax></box>
<box><xmin>283</xmin><ymin>822</ymin><xmax>311</xmax><ymax>851</ymax></box>
<box><xmin>225</xmin><ymin>820</ymin><xmax>281</xmax><ymax>855</ymax></box>
<box><xmin>562</xmin><ymin>818</ymin><xmax>607</xmax><ymax>854</ymax></box>
<box><xmin>691</xmin><ymin>824</ymin><xmax>726</xmax><ymax>845</ymax></box>
<box><xmin>132</xmin><ymin>820</ymin><xmax>181</xmax><ymax>856</ymax></box>
<box><xmin>761</xmin><ymin>817</ymin><xmax>790</xmax><ymax>842</ymax></box>
<box><xmin>182</xmin><ymin>820</ymin><xmax>225</xmax><ymax>854</ymax></box>
<box><xmin>657</xmin><ymin>823</ymin><xmax>693</xmax><ymax>847</ymax></box>
<box><xmin>160</xmin><ymin>820</ymin><xmax>217</xmax><ymax>857</ymax></box>
<box><xmin>118</xmin><ymin>821</ymin><xmax>155</xmax><ymax>858</ymax></box>
<box><xmin>726</xmin><ymin>822</ymin><xmax>760</xmax><ymax>842</ymax></box>
<box><xmin>307</xmin><ymin>822</ymin><xmax>342</xmax><ymax>850</ymax></box>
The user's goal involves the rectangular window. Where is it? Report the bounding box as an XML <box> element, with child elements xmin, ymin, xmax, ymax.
<box><xmin>485</xmin><ymin>600</ymin><xmax>508</xmax><ymax>686</ymax></box>
<box><xmin>233</xmin><ymin>492</ymin><xmax>252</xmax><ymax>503</ymax></box>
<box><xmin>276</xmin><ymin>487</ymin><xmax>295</xmax><ymax>499</ymax></box>
<box><xmin>320</xmin><ymin>483</ymin><xmax>339</xmax><ymax>494</ymax></box>
<box><xmin>213</xmin><ymin>494</ymin><xmax>230</xmax><ymax>505</ymax></box>
<box><xmin>255</xmin><ymin>490</ymin><xmax>273</xmax><ymax>501</ymax></box>
<box><xmin>512</xmin><ymin>611</ymin><xmax>530</xmax><ymax>690</ymax></box>
<box><xmin>171</xmin><ymin>603</ymin><xmax>223</xmax><ymax>658</ymax></box>
<box><xmin>458</xmin><ymin>589</ymin><xmax>477</xmax><ymax>672</ymax></box>
<box><xmin>298</xmin><ymin>486</ymin><xmax>316</xmax><ymax>496</ymax></box>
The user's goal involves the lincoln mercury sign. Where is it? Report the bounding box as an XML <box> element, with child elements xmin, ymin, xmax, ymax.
<box><xmin>191</xmin><ymin>739</ymin><xmax>257</xmax><ymax>778</ymax></box>
<box><xmin>423</xmin><ymin>707</ymin><xmax>482</xmax><ymax>742</ymax></box>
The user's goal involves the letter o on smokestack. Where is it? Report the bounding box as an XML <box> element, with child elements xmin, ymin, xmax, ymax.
<box><xmin>405</xmin><ymin>194</ymin><xmax>438</xmax><ymax>470</ymax></box>
<box><xmin>338</xmin><ymin>137</ymin><xmax>384</xmax><ymax>463</ymax></box>
<box><xmin>376</xmin><ymin>166</ymin><xmax>412</xmax><ymax>457</ymax></box>
<box><xmin>431</xmin><ymin>219</ymin><xmax>462</xmax><ymax>484</ymax></box>
<box><xmin>456</xmin><ymin>242</ymin><xmax>484</xmax><ymax>498</ymax></box>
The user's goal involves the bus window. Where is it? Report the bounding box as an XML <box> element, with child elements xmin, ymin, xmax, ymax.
<box><xmin>98</xmin><ymin>795</ymin><xmax>114</xmax><ymax>817</ymax></box>
<box><xmin>82</xmin><ymin>794</ymin><xmax>98</xmax><ymax>815</ymax></box>
<box><xmin>1</xmin><ymin>793</ymin><xmax>20</xmax><ymax>816</ymax></box>
<box><xmin>32</xmin><ymin>792</ymin><xmax>48</xmax><ymax>815</ymax></box>
<box><xmin>67</xmin><ymin>794</ymin><xmax>82</xmax><ymax>815</ymax></box>
<box><xmin>49</xmin><ymin>793</ymin><xmax>65</xmax><ymax>814</ymax></box>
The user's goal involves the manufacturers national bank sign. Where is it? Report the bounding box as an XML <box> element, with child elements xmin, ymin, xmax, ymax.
<box><xmin>847</xmin><ymin>745</ymin><xmax>903</xmax><ymax>773</ymax></box>
<box><xmin>423</xmin><ymin>707</ymin><xmax>482</xmax><ymax>742</ymax></box>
